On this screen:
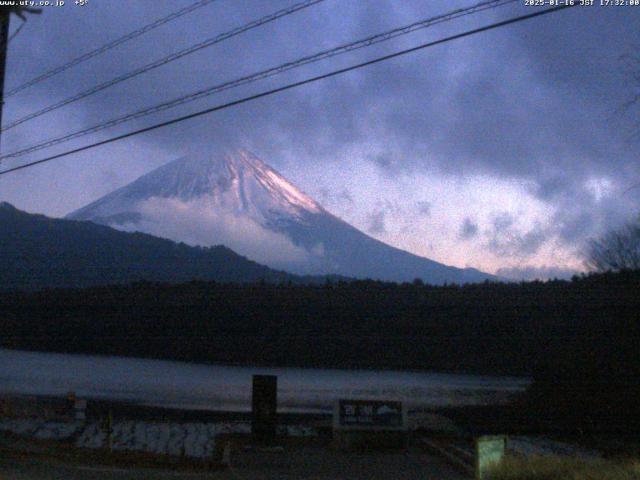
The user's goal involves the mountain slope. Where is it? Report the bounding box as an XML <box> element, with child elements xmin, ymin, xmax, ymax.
<box><xmin>0</xmin><ymin>202</ymin><xmax>305</xmax><ymax>290</ymax></box>
<box><xmin>68</xmin><ymin>150</ymin><xmax>495</xmax><ymax>284</ymax></box>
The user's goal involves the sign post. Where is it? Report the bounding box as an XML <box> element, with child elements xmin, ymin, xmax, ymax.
<box><xmin>476</xmin><ymin>435</ymin><xmax>506</xmax><ymax>480</ymax></box>
<box><xmin>101</xmin><ymin>410</ymin><xmax>113</xmax><ymax>452</ymax></box>
<box><xmin>251</xmin><ymin>375</ymin><xmax>277</xmax><ymax>443</ymax></box>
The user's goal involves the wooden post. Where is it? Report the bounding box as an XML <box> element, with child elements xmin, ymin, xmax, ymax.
<box><xmin>251</xmin><ymin>374</ymin><xmax>277</xmax><ymax>443</ymax></box>
<box><xmin>107</xmin><ymin>409</ymin><xmax>113</xmax><ymax>451</ymax></box>
<box><xmin>101</xmin><ymin>409</ymin><xmax>114</xmax><ymax>451</ymax></box>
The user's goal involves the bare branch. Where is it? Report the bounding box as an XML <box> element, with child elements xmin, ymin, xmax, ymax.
<box><xmin>585</xmin><ymin>219</ymin><xmax>640</xmax><ymax>272</ymax></box>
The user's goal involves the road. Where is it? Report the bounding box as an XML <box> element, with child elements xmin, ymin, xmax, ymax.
<box><xmin>0</xmin><ymin>446</ymin><xmax>468</xmax><ymax>480</ymax></box>
<box><xmin>0</xmin><ymin>457</ymin><xmax>219</xmax><ymax>480</ymax></box>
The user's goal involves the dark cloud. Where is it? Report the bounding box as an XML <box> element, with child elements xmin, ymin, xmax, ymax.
<box><xmin>532</xmin><ymin>176</ymin><xmax>570</xmax><ymax>202</ymax></box>
<box><xmin>317</xmin><ymin>187</ymin><xmax>331</xmax><ymax>204</ymax></box>
<box><xmin>485</xmin><ymin>213</ymin><xmax>548</xmax><ymax>259</ymax></box>
<box><xmin>1</xmin><ymin>0</ymin><xmax>639</xmax><ymax>265</ymax></box>
<box><xmin>529</xmin><ymin>176</ymin><xmax>636</xmax><ymax>254</ymax></box>
<box><xmin>315</xmin><ymin>186</ymin><xmax>353</xmax><ymax>209</ymax></box>
<box><xmin>369</xmin><ymin>153</ymin><xmax>395</xmax><ymax>170</ymax></box>
<box><xmin>553</xmin><ymin>210</ymin><xmax>595</xmax><ymax>245</ymax></box>
<box><xmin>366</xmin><ymin>199</ymin><xmax>402</xmax><ymax>235</ymax></box>
<box><xmin>416</xmin><ymin>201</ymin><xmax>431</xmax><ymax>217</ymax></box>
<box><xmin>337</xmin><ymin>189</ymin><xmax>354</xmax><ymax>205</ymax></box>
<box><xmin>459</xmin><ymin>217</ymin><xmax>478</xmax><ymax>240</ymax></box>
<box><xmin>367</xmin><ymin>210</ymin><xmax>386</xmax><ymax>235</ymax></box>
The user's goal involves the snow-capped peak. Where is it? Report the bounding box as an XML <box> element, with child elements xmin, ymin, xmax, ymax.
<box><xmin>68</xmin><ymin>149</ymin><xmax>322</xmax><ymax>226</ymax></box>
<box><xmin>67</xmin><ymin>149</ymin><xmax>495</xmax><ymax>284</ymax></box>
<box><xmin>225</xmin><ymin>150</ymin><xmax>322</xmax><ymax>214</ymax></box>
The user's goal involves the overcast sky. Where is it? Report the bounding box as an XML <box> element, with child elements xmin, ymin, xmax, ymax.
<box><xmin>1</xmin><ymin>0</ymin><xmax>639</xmax><ymax>279</ymax></box>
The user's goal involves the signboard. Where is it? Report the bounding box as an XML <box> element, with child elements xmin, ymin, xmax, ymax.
<box><xmin>251</xmin><ymin>375</ymin><xmax>277</xmax><ymax>441</ymax></box>
<box><xmin>334</xmin><ymin>399</ymin><xmax>406</xmax><ymax>431</ymax></box>
<box><xmin>476</xmin><ymin>435</ymin><xmax>506</xmax><ymax>480</ymax></box>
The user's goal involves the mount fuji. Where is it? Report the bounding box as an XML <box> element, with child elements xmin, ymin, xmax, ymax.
<box><xmin>67</xmin><ymin>150</ymin><xmax>494</xmax><ymax>284</ymax></box>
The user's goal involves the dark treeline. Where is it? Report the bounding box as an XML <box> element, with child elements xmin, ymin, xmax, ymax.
<box><xmin>1</xmin><ymin>271</ymin><xmax>638</xmax><ymax>376</ymax></box>
<box><xmin>3</xmin><ymin>271</ymin><xmax>639</xmax><ymax>432</ymax></box>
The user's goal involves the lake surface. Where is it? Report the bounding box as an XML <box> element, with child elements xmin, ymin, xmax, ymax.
<box><xmin>0</xmin><ymin>348</ymin><xmax>529</xmax><ymax>413</ymax></box>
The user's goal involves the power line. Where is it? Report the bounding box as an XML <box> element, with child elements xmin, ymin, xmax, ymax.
<box><xmin>1</xmin><ymin>0</ymin><xmax>325</xmax><ymax>132</ymax></box>
<box><xmin>8</xmin><ymin>18</ymin><xmax>25</xmax><ymax>44</ymax></box>
<box><xmin>0</xmin><ymin>4</ymin><xmax>577</xmax><ymax>178</ymax></box>
<box><xmin>4</xmin><ymin>0</ymin><xmax>219</xmax><ymax>98</ymax></box>
<box><xmin>0</xmin><ymin>0</ymin><xmax>516</xmax><ymax>158</ymax></box>
<box><xmin>0</xmin><ymin>7</ymin><xmax>42</xmax><ymax>156</ymax></box>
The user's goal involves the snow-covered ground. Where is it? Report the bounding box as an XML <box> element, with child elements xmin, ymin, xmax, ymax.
<box><xmin>0</xmin><ymin>348</ymin><xmax>528</xmax><ymax>413</ymax></box>
<box><xmin>0</xmin><ymin>419</ymin><xmax>604</xmax><ymax>461</ymax></box>
<box><xmin>0</xmin><ymin>418</ymin><xmax>316</xmax><ymax>458</ymax></box>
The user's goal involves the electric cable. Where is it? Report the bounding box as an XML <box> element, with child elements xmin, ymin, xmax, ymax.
<box><xmin>4</xmin><ymin>0</ymin><xmax>219</xmax><ymax>98</ymax></box>
<box><xmin>0</xmin><ymin>4</ymin><xmax>577</xmax><ymax>177</ymax></box>
<box><xmin>1</xmin><ymin>0</ymin><xmax>325</xmax><ymax>132</ymax></box>
<box><xmin>0</xmin><ymin>0</ymin><xmax>516</xmax><ymax>153</ymax></box>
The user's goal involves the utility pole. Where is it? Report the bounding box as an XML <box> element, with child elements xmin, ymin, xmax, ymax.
<box><xmin>0</xmin><ymin>7</ymin><xmax>11</xmax><ymax>153</ymax></box>
<box><xmin>0</xmin><ymin>6</ymin><xmax>41</xmax><ymax>156</ymax></box>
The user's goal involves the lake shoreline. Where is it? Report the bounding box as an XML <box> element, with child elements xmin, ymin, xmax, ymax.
<box><xmin>1</xmin><ymin>348</ymin><xmax>529</xmax><ymax>414</ymax></box>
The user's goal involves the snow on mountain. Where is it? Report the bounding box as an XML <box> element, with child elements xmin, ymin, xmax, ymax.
<box><xmin>67</xmin><ymin>150</ymin><xmax>494</xmax><ymax>284</ymax></box>
<box><xmin>71</xmin><ymin>150</ymin><xmax>321</xmax><ymax>221</ymax></box>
